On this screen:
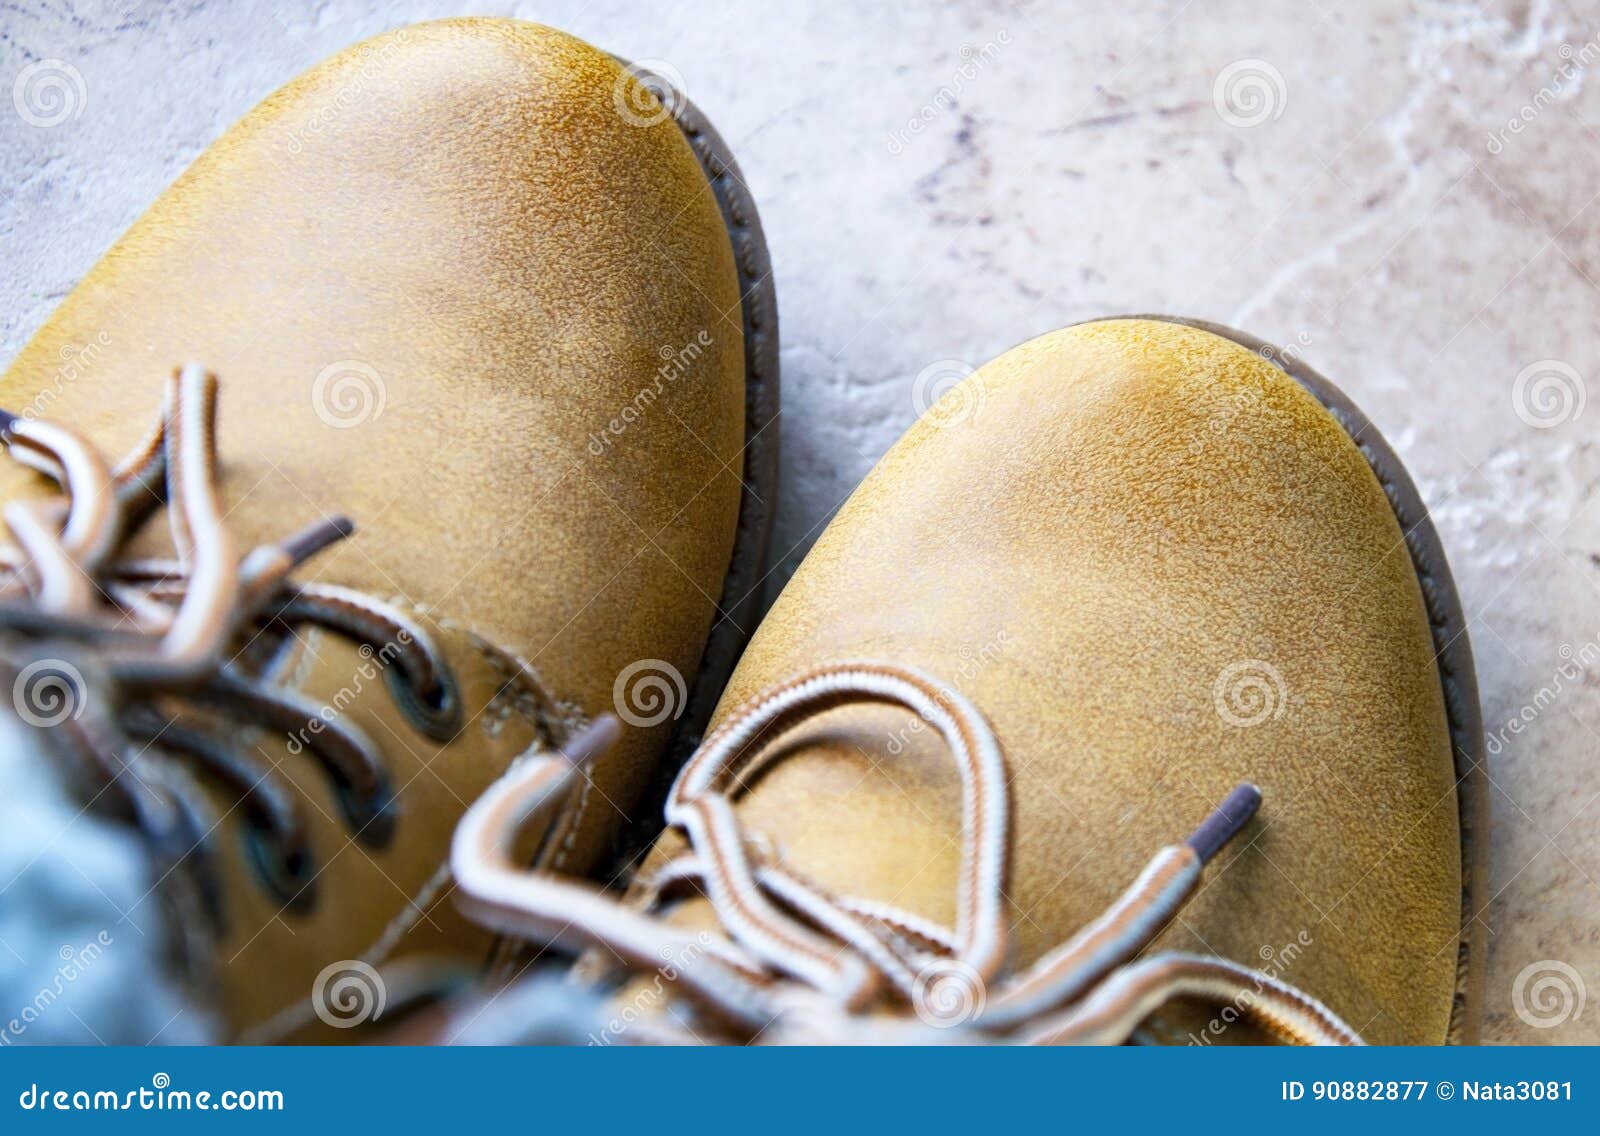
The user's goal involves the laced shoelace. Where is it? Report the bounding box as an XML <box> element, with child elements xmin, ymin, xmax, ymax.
<box><xmin>0</xmin><ymin>365</ymin><xmax>465</xmax><ymax>915</ymax></box>
<box><xmin>452</xmin><ymin>662</ymin><xmax>1364</xmax><ymax>1045</ymax></box>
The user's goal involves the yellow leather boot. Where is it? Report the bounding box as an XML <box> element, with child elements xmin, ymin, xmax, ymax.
<box><xmin>0</xmin><ymin>19</ymin><xmax>776</xmax><ymax>1041</ymax></box>
<box><xmin>452</xmin><ymin>317</ymin><xmax>1482</xmax><ymax>1046</ymax></box>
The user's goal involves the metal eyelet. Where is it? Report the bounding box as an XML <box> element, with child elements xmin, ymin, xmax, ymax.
<box><xmin>245</xmin><ymin>829</ymin><xmax>317</xmax><ymax>913</ymax></box>
<box><xmin>385</xmin><ymin>659</ymin><xmax>463</xmax><ymax>743</ymax></box>
<box><xmin>335</xmin><ymin>774</ymin><xmax>397</xmax><ymax>849</ymax></box>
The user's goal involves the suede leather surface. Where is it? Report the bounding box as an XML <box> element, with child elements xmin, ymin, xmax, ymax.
<box><xmin>646</xmin><ymin>319</ymin><xmax>1462</xmax><ymax>1045</ymax></box>
<box><xmin>0</xmin><ymin>21</ymin><xmax>746</xmax><ymax>1034</ymax></box>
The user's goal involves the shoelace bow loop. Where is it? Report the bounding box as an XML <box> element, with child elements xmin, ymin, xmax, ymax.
<box><xmin>452</xmin><ymin>662</ymin><xmax>1363</xmax><ymax>1045</ymax></box>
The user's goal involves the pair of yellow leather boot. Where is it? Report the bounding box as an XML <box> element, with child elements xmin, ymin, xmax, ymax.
<box><xmin>0</xmin><ymin>20</ymin><xmax>1480</xmax><ymax>1045</ymax></box>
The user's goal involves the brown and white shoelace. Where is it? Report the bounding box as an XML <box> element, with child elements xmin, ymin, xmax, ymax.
<box><xmin>452</xmin><ymin>663</ymin><xmax>1365</xmax><ymax>1045</ymax></box>
<box><xmin>0</xmin><ymin>366</ymin><xmax>463</xmax><ymax>920</ymax></box>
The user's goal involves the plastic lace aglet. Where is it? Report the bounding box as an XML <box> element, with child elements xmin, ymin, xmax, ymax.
<box><xmin>0</xmin><ymin>409</ymin><xmax>17</xmax><ymax>439</ymax></box>
<box><xmin>1184</xmin><ymin>782</ymin><xmax>1262</xmax><ymax>864</ymax></box>
<box><xmin>280</xmin><ymin>515</ymin><xmax>355</xmax><ymax>566</ymax></box>
<box><xmin>560</xmin><ymin>714</ymin><xmax>621</xmax><ymax>769</ymax></box>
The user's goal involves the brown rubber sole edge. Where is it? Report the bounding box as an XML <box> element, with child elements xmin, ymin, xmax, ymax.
<box><xmin>1119</xmin><ymin>314</ymin><xmax>1487</xmax><ymax>1045</ymax></box>
<box><xmin>608</xmin><ymin>68</ymin><xmax>780</xmax><ymax>874</ymax></box>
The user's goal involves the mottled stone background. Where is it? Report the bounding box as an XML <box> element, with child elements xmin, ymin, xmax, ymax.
<box><xmin>3</xmin><ymin>0</ymin><xmax>1597</xmax><ymax>1043</ymax></box>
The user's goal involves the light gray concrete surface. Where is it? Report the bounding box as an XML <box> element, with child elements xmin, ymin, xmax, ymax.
<box><xmin>3</xmin><ymin>0</ymin><xmax>1598</xmax><ymax>1043</ymax></box>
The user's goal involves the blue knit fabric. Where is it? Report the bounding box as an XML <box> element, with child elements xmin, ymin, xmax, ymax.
<box><xmin>0</xmin><ymin>714</ymin><xmax>214</xmax><ymax>1045</ymax></box>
